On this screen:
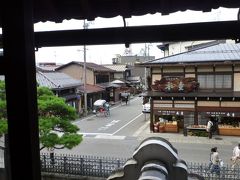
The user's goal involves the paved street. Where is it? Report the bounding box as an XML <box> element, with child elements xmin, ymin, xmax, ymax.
<box><xmin>73</xmin><ymin>96</ymin><xmax>147</xmax><ymax>138</ymax></box>
<box><xmin>52</xmin><ymin>96</ymin><xmax>239</xmax><ymax>165</ymax></box>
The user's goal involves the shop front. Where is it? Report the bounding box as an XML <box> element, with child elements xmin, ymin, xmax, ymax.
<box><xmin>198</xmin><ymin>108</ymin><xmax>240</xmax><ymax>136</ymax></box>
<box><xmin>150</xmin><ymin>98</ymin><xmax>240</xmax><ymax>136</ymax></box>
<box><xmin>153</xmin><ymin>109</ymin><xmax>194</xmax><ymax>133</ymax></box>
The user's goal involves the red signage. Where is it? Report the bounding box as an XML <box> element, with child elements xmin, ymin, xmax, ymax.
<box><xmin>151</xmin><ymin>77</ymin><xmax>199</xmax><ymax>93</ymax></box>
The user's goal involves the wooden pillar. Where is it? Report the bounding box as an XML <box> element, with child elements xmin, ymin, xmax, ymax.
<box><xmin>194</xmin><ymin>66</ymin><xmax>198</xmax><ymax>125</ymax></box>
<box><xmin>2</xmin><ymin>0</ymin><xmax>41</xmax><ymax>179</ymax></box>
<box><xmin>194</xmin><ymin>100</ymin><xmax>198</xmax><ymax>125</ymax></box>
<box><xmin>150</xmin><ymin>97</ymin><xmax>154</xmax><ymax>132</ymax></box>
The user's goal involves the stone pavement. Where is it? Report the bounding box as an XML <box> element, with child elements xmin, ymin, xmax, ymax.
<box><xmin>134</xmin><ymin>121</ymin><xmax>240</xmax><ymax>146</ymax></box>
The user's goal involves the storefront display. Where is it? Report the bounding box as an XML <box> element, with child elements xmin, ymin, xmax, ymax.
<box><xmin>186</xmin><ymin>125</ymin><xmax>207</xmax><ymax>137</ymax></box>
<box><xmin>210</xmin><ymin>116</ymin><xmax>240</xmax><ymax>136</ymax></box>
<box><xmin>153</xmin><ymin>121</ymin><xmax>178</xmax><ymax>133</ymax></box>
<box><xmin>218</xmin><ymin>125</ymin><xmax>240</xmax><ymax>136</ymax></box>
<box><xmin>165</xmin><ymin>121</ymin><xmax>178</xmax><ymax>132</ymax></box>
<box><xmin>152</xmin><ymin>108</ymin><xmax>240</xmax><ymax>136</ymax></box>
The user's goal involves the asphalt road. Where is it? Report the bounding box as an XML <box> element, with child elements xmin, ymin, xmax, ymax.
<box><xmin>52</xmin><ymin>96</ymin><xmax>236</xmax><ymax>165</ymax></box>
<box><xmin>73</xmin><ymin>97</ymin><xmax>147</xmax><ymax>137</ymax></box>
<box><xmin>52</xmin><ymin>136</ymin><xmax>235</xmax><ymax>165</ymax></box>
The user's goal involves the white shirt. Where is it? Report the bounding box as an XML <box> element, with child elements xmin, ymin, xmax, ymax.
<box><xmin>233</xmin><ymin>146</ymin><xmax>240</xmax><ymax>158</ymax></box>
<box><xmin>211</xmin><ymin>152</ymin><xmax>220</xmax><ymax>165</ymax></box>
<box><xmin>206</xmin><ymin>121</ymin><xmax>213</xmax><ymax>132</ymax></box>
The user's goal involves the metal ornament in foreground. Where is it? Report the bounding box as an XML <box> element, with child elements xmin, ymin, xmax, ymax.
<box><xmin>108</xmin><ymin>137</ymin><xmax>204</xmax><ymax>180</ymax></box>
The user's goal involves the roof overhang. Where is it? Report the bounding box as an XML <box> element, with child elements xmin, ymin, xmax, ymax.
<box><xmin>142</xmin><ymin>91</ymin><xmax>240</xmax><ymax>100</ymax></box>
<box><xmin>138</xmin><ymin>61</ymin><xmax>240</xmax><ymax>68</ymax></box>
<box><xmin>29</xmin><ymin>1</ymin><xmax>240</xmax><ymax>24</ymax></box>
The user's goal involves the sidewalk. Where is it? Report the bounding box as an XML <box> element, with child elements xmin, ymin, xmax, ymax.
<box><xmin>134</xmin><ymin>121</ymin><xmax>239</xmax><ymax>146</ymax></box>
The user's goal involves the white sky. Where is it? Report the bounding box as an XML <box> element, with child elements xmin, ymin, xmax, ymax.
<box><xmin>34</xmin><ymin>7</ymin><xmax>238</xmax><ymax>65</ymax></box>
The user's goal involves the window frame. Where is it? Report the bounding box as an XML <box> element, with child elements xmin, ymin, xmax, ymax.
<box><xmin>197</xmin><ymin>72</ymin><xmax>233</xmax><ymax>92</ymax></box>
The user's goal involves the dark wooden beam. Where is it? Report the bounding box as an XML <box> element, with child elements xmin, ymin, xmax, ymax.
<box><xmin>0</xmin><ymin>56</ymin><xmax>6</xmax><ymax>74</ymax></box>
<box><xmin>150</xmin><ymin>97</ymin><xmax>154</xmax><ymax>132</ymax></box>
<box><xmin>197</xmin><ymin>106</ymin><xmax>240</xmax><ymax>112</ymax></box>
<box><xmin>35</xmin><ymin>21</ymin><xmax>240</xmax><ymax>47</ymax></box>
<box><xmin>2</xmin><ymin>0</ymin><xmax>41</xmax><ymax>179</ymax></box>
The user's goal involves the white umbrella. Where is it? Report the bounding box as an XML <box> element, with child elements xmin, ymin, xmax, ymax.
<box><xmin>111</xmin><ymin>80</ymin><xmax>125</xmax><ymax>84</ymax></box>
<box><xmin>93</xmin><ymin>99</ymin><xmax>106</xmax><ymax>106</ymax></box>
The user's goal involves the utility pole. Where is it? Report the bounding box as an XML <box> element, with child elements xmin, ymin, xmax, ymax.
<box><xmin>78</xmin><ymin>20</ymin><xmax>93</xmax><ymax>116</ymax></box>
<box><xmin>143</xmin><ymin>43</ymin><xmax>152</xmax><ymax>90</ymax></box>
<box><xmin>144</xmin><ymin>43</ymin><xmax>147</xmax><ymax>90</ymax></box>
<box><xmin>83</xmin><ymin>20</ymin><xmax>88</xmax><ymax>116</ymax></box>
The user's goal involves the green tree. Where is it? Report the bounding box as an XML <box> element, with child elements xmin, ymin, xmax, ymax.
<box><xmin>0</xmin><ymin>81</ymin><xmax>82</xmax><ymax>150</ymax></box>
<box><xmin>38</xmin><ymin>87</ymin><xmax>82</xmax><ymax>150</ymax></box>
<box><xmin>0</xmin><ymin>81</ymin><xmax>7</xmax><ymax>136</ymax></box>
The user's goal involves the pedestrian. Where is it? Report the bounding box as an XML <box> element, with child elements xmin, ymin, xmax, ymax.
<box><xmin>48</xmin><ymin>148</ymin><xmax>55</xmax><ymax>165</ymax></box>
<box><xmin>206</xmin><ymin>119</ymin><xmax>213</xmax><ymax>139</ymax></box>
<box><xmin>210</xmin><ymin>147</ymin><xmax>221</xmax><ymax>175</ymax></box>
<box><xmin>208</xmin><ymin>147</ymin><xmax>215</xmax><ymax>170</ymax></box>
<box><xmin>125</xmin><ymin>95</ymin><xmax>128</xmax><ymax>105</ymax></box>
<box><xmin>231</xmin><ymin>143</ymin><xmax>240</xmax><ymax>170</ymax></box>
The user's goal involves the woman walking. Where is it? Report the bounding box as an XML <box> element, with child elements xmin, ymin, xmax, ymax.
<box><xmin>210</xmin><ymin>147</ymin><xmax>221</xmax><ymax>176</ymax></box>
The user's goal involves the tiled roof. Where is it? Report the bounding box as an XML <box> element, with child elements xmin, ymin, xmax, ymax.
<box><xmin>103</xmin><ymin>64</ymin><xmax>128</xmax><ymax>72</ymax></box>
<box><xmin>56</xmin><ymin>61</ymin><xmax>115</xmax><ymax>72</ymax></box>
<box><xmin>36</xmin><ymin>71</ymin><xmax>82</xmax><ymax>89</ymax></box>
<box><xmin>77</xmin><ymin>84</ymin><xmax>105</xmax><ymax>94</ymax></box>
<box><xmin>97</xmin><ymin>82</ymin><xmax>121</xmax><ymax>88</ymax></box>
<box><xmin>146</xmin><ymin>43</ymin><xmax>240</xmax><ymax>65</ymax></box>
<box><xmin>36</xmin><ymin>65</ymin><xmax>61</xmax><ymax>72</ymax></box>
<box><xmin>127</xmin><ymin>76</ymin><xmax>141</xmax><ymax>81</ymax></box>
<box><xmin>1</xmin><ymin>73</ymin><xmax>82</xmax><ymax>90</ymax></box>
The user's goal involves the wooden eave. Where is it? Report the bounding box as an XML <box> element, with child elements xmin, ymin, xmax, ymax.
<box><xmin>141</xmin><ymin>61</ymin><xmax>240</xmax><ymax>68</ymax></box>
<box><xmin>142</xmin><ymin>91</ymin><xmax>240</xmax><ymax>100</ymax></box>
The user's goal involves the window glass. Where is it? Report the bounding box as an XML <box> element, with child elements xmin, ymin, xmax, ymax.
<box><xmin>215</xmin><ymin>74</ymin><xmax>223</xmax><ymax>88</ymax></box>
<box><xmin>223</xmin><ymin>74</ymin><xmax>232</xmax><ymax>88</ymax></box>
<box><xmin>206</xmin><ymin>75</ymin><xmax>214</xmax><ymax>88</ymax></box>
<box><xmin>198</xmin><ymin>74</ymin><xmax>214</xmax><ymax>89</ymax></box>
<box><xmin>215</xmin><ymin>74</ymin><xmax>232</xmax><ymax>88</ymax></box>
<box><xmin>96</xmin><ymin>74</ymin><xmax>109</xmax><ymax>84</ymax></box>
<box><xmin>199</xmin><ymin>74</ymin><xmax>232</xmax><ymax>89</ymax></box>
<box><xmin>197</xmin><ymin>75</ymin><xmax>205</xmax><ymax>88</ymax></box>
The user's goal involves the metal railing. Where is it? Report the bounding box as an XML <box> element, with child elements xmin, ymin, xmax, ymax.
<box><xmin>40</xmin><ymin>153</ymin><xmax>126</xmax><ymax>178</ymax></box>
<box><xmin>40</xmin><ymin>154</ymin><xmax>240</xmax><ymax>179</ymax></box>
<box><xmin>0</xmin><ymin>147</ymin><xmax>4</xmax><ymax>168</ymax></box>
<box><xmin>187</xmin><ymin>162</ymin><xmax>240</xmax><ymax>180</ymax></box>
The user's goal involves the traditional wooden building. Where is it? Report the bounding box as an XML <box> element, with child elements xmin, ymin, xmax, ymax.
<box><xmin>36</xmin><ymin>71</ymin><xmax>82</xmax><ymax>112</ymax></box>
<box><xmin>139</xmin><ymin>42</ymin><xmax>240</xmax><ymax>136</ymax></box>
<box><xmin>55</xmin><ymin>61</ymin><xmax>116</xmax><ymax>110</ymax></box>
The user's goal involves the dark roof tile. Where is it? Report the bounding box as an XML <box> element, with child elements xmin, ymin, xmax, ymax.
<box><xmin>78</xmin><ymin>84</ymin><xmax>105</xmax><ymax>94</ymax></box>
<box><xmin>144</xmin><ymin>43</ymin><xmax>240</xmax><ymax>65</ymax></box>
<box><xmin>56</xmin><ymin>61</ymin><xmax>115</xmax><ymax>72</ymax></box>
<box><xmin>36</xmin><ymin>71</ymin><xmax>82</xmax><ymax>89</ymax></box>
